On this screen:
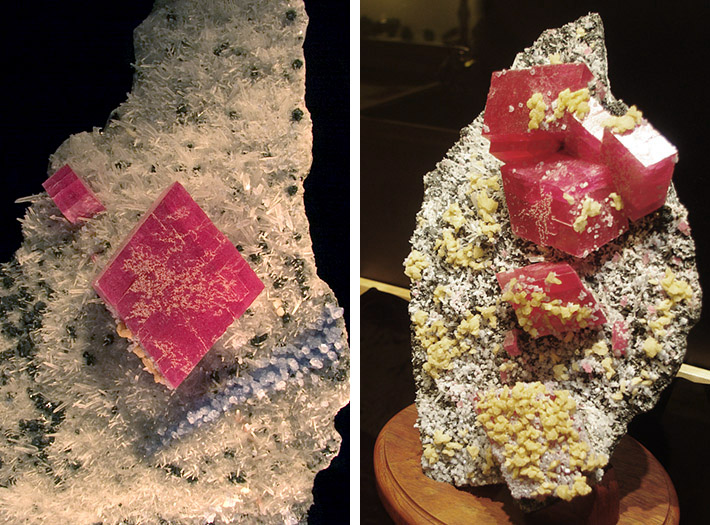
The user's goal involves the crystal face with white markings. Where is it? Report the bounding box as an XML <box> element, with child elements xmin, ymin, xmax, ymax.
<box><xmin>406</xmin><ymin>13</ymin><xmax>700</xmax><ymax>507</ymax></box>
<box><xmin>94</xmin><ymin>182</ymin><xmax>264</xmax><ymax>389</ymax></box>
<box><xmin>0</xmin><ymin>1</ymin><xmax>348</xmax><ymax>523</ymax></box>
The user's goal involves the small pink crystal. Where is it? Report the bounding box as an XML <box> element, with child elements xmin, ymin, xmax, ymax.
<box><xmin>501</xmin><ymin>153</ymin><xmax>627</xmax><ymax>257</ymax></box>
<box><xmin>483</xmin><ymin>63</ymin><xmax>594</xmax><ymax>163</ymax></box>
<box><xmin>93</xmin><ymin>182</ymin><xmax>264</xmax><ymax>389</ymax></box>
<box><xmin>611</xmin><ymin>321</ymin><xmax>628</xmax><ymax>355</ymax></box>
<box><xmin>497</xmin><ymin>262</ymin><xmax>606</xmax><ymax>338</ymax></box>
<box><xmin>581</xmin><ymin>361</ymin><xmax>594</xmax><ymax>374</ymax></box>
<box><xmin>503</xmin><ymin>329</ymin><xmax>521</xmax><ymax>357</ymax></box>
<box><xmin>42</xmin><ymin>165</ymin><xmax>105</xmax><ymax>224</ymax></box>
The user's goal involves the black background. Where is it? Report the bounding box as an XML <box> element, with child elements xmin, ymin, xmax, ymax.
<box><xmin>0</xmin><ymin>1</ymin><xmax>349</xmax><ymax>523</ymax></box>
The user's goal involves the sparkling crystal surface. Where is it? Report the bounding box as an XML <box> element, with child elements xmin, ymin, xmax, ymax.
<box><xmin>497</xmin><ymin>262</ymin><xmax>607</xmax><ymax>338</ymax></box>
<box><xmin>564</xmin><ymin>97</ymin><xmax>678</xmax><ymax>221</ymax></box>
<box><xmin>483</xmin><ymin>63</ymin><xmax>594</xmax><ymax>163</ymax></box>
<box><xmin>501</xmin><ymin>154</ymin><xmax>628</xmax><ymax>257</ymax></box>
<box><xmin>601</xmin><ymin>126</ymin><xmax>678</xmax><ymax>221</ymax></box>
<box><xmin>42</xmin><ymin>164</ymin><xmax>105</xmax><ymax>224</ymax></box>
<box><xmin>562</xmin><ymin>97</ymin><xmax>608</xmax><ymax>160</ymax></box>
<box><xmin>94</xmin><ymin>182</ymin><xmax>263</xmax><ymax>389</ymax></box>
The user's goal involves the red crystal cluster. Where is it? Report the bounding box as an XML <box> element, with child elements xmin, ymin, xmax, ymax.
<box><xmin>484</xmin><ymin>63</ymin><xmax>677</xmax><ymax>257</ymax></box>
<box><xmin>502</xmin><ymin>154</ymin><xmax>627</xmax><ymax>257</ymax></box>
<box><xmin>483</xmin><ymin>64</ymin><xmax>594</xmax><ymax>163</ymax></box>
<box><xmin>42</xmin><ymin>165</ymin><xmax>105</xmax><ymax>224</ymax></box>
<box><xmin>496</xmin><ymin>262</ymin><xmax>606</xmax><ymax>339</ymax></box>
<box><xmin>93</xmin><ymin>182</ymin><xmax>264</xmax><ymax>388</ymax></box>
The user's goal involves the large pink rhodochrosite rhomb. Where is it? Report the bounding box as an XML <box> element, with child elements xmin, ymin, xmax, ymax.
<box><xmin>93</xmin><ymin>182</ymin><xmax>264</xmax><ymax>389</ymax></box>
<box><xmin>482</xmin><ymin>63</ymin><xmax>594</xmax><ymax>163</ymax></box>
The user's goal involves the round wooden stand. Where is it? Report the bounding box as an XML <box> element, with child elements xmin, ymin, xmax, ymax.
<box><xmin>374</xmin><ymin>404</ymin><xmax>679</xmax><ymax>525</ymax></box>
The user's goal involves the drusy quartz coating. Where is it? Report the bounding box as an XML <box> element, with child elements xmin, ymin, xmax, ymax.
<box><xmin>42</xmin><ymin>164</ymin><xmax>105</xmax><ymax>223</ymax></box>
<box><xmin>407</xmin><ymin>13</ymin><xmax>700</xmax><ymax>508</ymax></box>
<box><xmin>93</xmin><ymin>182</ymin><xmax>264</xmax><ymax>389</ymax></box>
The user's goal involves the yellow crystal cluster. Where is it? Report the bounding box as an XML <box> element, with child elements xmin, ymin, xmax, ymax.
<box><xmin>501</xmin><ymin>277</ymin><xmax>593</xmax><ymax>338</ymax></box>
<box><xmin>476</xmin><ymin>382</ymin><xmax>608</xmax><ymax>500</ymax></box>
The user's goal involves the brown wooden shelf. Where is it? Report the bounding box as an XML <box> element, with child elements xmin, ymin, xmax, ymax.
<box><xmin>374</xmin><ymin>404</ymin><xmax>679</xmax><ymax>525</ymax></box>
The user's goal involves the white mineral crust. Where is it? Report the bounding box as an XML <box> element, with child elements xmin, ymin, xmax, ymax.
<box><xmin>0</xmin><ymin>1</ymin><xmax>348</xmax><ymax>523</ymax></box>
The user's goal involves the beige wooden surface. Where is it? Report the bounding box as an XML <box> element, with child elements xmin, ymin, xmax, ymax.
<box><xmin>374</xmin><ymin>404</ymin><xmax>680</xmax><ymax>525</ymax></box>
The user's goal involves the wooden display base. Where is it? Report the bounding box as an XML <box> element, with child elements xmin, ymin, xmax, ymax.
<box><xmin>374</xmin><ymin>404</ymin><xmax>679</xmax><ymax>525</ymax></box>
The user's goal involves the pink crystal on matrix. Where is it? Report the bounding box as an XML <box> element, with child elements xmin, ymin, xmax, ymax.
<box><xmin>601</xmin><ymin>126</ymin><xmax>677</xmax><ymax>221</ymax></box>
<box><xmin>482</xmin><ymin>63</ymin><xmax>594</xmax><ymax>163</ymax></box>
<box><xmin>485</xmin><ymin>63</ymin><xmax>679</xmax><ymax>257</ymax></box>
<box><xmin>563</xmin><ymin>97</ymin><xmax>678</xmax><ymax>221</ymax></box>
<box><xmin>497</xmin><ymin>262</ymin><xmax>606</xmax><ymax>338</ymax></box>
<box><xmin>503</xmin><ymin>329</ymin><xmax>521</xmax><ymax>357</ymax></box>
<box><xmin>501</xmin><ymin>153</ymin><xmax>628</xmax><ymax>257</ymax></box>
<box><xmin>93</xmin><ymin>182</ymin><xmax>264</xmax><ymax>389</ymax></box>
<box><xmin>42</xmin><ymin>164</ymin><xmax>105</xmax><ymax>224</ymax></box>
<box><xmin>611</xmin><ymin>321</ymin><xmax>629</xmax><ymax>355</ymax></box>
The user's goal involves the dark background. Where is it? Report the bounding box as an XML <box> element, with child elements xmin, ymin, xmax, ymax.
<box><xmin>361</xmin><ymin>1</ymin><xmax>710</xmax><ymax>523</ymax></box>
<box><xmin>0</xmin><ymin>1</ymin><xmax>349</xmax><ymax>523</ymax></box>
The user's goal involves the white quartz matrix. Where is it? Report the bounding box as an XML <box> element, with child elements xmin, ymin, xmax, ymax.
<box><xmin>0</xmin><ymin>1</ymin><xmax>349</xmax><ymax>523</ymax></box>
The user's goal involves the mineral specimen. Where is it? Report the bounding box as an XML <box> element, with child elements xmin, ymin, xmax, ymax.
<box><xmin>0</xmin><ymin>1</ymin><xmax>348</xmax><ymax>523</ymax></box>
<box><xmin>482</xmin><ymin>63</ymin><xmax>594</xmax><ymax>163</ymax></box>
<box><xmin>42</xmin><ymin>164</ymin><xmax>105</xmax><ymax>224</ymax></box>
<box><xmin>93</xmin><ymin>181</ymin><xmax>264</xmax><ymax>389</ymax></box>
<box><xmin>500</xmin><ymin>153</ymin><xmax>627</xmax><ymax>257</ymax></box>
<box><xmin>406</xmin><ymin>13</ymin><xmax>700</xmax><ymax>507</ymax></box>
<box><xmin>497</xmin><ymin>262</ymin><xmax>606</xmax><ymax>338</ymax></box>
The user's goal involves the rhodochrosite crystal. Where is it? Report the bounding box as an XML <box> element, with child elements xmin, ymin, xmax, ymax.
<box><xmin>482</xmin><ymin>63</ymin><xmax>594</xmax><ymax>163</ymax></box>
<box><xmin>93</xmin><ymin>182</ymin><xmax>264</xmax><ymax>389</ymax></box>
<box><xmin>564</xmin><ymin>97</ymin><xmax>678</xmax><ymax>221</ymax></box>
<box><xmin>501</xmin><ymin>154</ymin><xmax>627</xmax><ymax>257</ymax></box>
<box><xmin>42</xmin><ymin>164</ymin><xmax>105</xmax><ymax>224</ymax></box>
<box><xmin>486</xmin><ymin>61</ymin><xmax>678</xmax><ymax>257</ymax></box>
<box><xmin>497</xmin><ymin>262</ymin><xmax>606</xmax><ymax>338</ymax></box>
<box><xmin>601</xmin><ymin>126</ymin><xmax>677</xmax><ymax>221</ymax></box>
<box><xmin>0</xmin><ymin>2</ymin><xmax>348</xmax><ymax>524</ymax></box>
